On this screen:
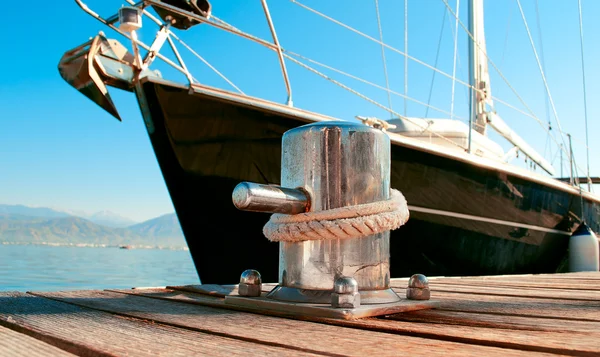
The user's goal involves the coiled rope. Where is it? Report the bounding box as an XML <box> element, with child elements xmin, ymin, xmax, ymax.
<box><xmin>263</xmin><ymin>188</ymin><xmax>409</xmax><ymax>242</ymax></box>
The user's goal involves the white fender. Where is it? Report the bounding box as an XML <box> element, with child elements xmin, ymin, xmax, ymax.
<box><xmin>568</xmin><ymin>223</ymin><xmax>600</xmax><ymax>272</ymax></box>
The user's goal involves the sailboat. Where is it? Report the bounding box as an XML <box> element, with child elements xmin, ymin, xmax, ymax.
<box><xmin>58</xmin><ymin>0</ymin><xmax>600</xmax><ymax>284</ymax></box>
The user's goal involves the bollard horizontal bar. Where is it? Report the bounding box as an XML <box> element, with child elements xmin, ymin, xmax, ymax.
<box><xmin>232</xmin><ymin>182</ymin><xmax>309</xmax><ymax>215</ymax></box>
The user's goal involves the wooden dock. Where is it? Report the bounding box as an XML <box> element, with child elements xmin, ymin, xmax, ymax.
<box><xmin>1</xmin><ymin>272</ymin><xmax>599</xmax><ymax>356</ymax></box>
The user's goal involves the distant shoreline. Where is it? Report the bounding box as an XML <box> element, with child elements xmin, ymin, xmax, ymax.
<box><xmin>0</xmin><ymin>241</ymin><xmax>189</xmax><ymax>251</ymax></box>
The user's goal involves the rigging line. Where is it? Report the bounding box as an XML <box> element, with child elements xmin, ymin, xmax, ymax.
<box><xmin>295</xmin><ymin>0</ymin><xmax>534</xmax><ymax>124</ymax></box>
<box><xmin>172</xmin><ymin>35</ymin><xmax>245</xmax><ymax>94</ymax></box>
<box><xmin>283</xmin><ymin>53</ymin><xmax>472</xmax><ymax>150</ymax></box>
<box><xmin>124</xmin><ymin>0</ymin><xmax>244</xmax><ymax>94</ymax></box>
<box><xmin>425</xmin><ymin>8</ymin><xmax>448</xmax><ymax>118</ymax></box>
<box><xmin>568</xmin><ymin>134</ymin><xmax>591</xmax><ymax>153</ymax></box>
<box><xmin>534</xmin><ymin>0</ymin><xmax>551</xmax><ymax>130</ymax></box>
<box><xmin>515</xmin><ymin>0</ymin><xmax>568</xmax><ymax>152</ymax></box>
<box><xmin>284</xmin><ymin>50</ymin><xmax>467</xmax><ymax>121</ymax></box>
<box><xmin>441</xmin><ymin>1</ymin><xmax>541</xmax><ymax>126</ymax></box>
<box><xmin>568</xmin><ymin>135</ymin><xmax>585</xmax><ymax>216</ymax></box>
<box><xmin>404</xmin><ymin>0</ymin><xmax>408</xmax><ymax>116</ymax></box>
<box><xmin>374</xmin><ymin>0</ymin><xmax>393</xmax><ymax>116</ymax></box>
<box><xmin>577</xmin><ymin>0</ymin><xmax>591</xmax><ymax>191</ymax></box>
<box><xmin>290</xmin><ymin>0</ymin><xmax>482</xmax><ymax>97</ymax></box>
<box><xmin>450</xmin><ymin>0</ymin><xmax>460</xmax><ymax>120</ymax></box>
<box><xmin>500</xmin><ymin>2</ymin><xmax>512</xmax><ymax>71</ymax></box>
<box><xmin>534</xmin><ymin>0</ymin><xmax>557</xmax><ymax>169</ymax></box>
<box><xmin>213</xmin><ymin>11</ymin><xmax>474</xmax><ymax>123</ymax></box>
<box><xmin>219</xmin><ymin>5</ymin><xmax>524</xmax><ymax>138</ymax></box>
<box><xmin>443</xmin><ymin>0</ymin><xmax>567</xmax><ymax>161</ymax></box>
<box><xmin>445</xmin><ymin>1</ymin><xmax>476</xmax><ymax>119</ymax></box>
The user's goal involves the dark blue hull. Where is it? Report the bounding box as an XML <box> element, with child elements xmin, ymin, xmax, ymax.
<box><xmin>137</xmin><ymin>79</ymin><xmax>598</xmax><ymax>284</ymax></box>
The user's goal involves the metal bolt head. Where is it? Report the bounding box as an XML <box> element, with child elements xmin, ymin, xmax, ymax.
<box><xmin>239</xmin><ymin>283</ymin><xmax>261</xmax><ymax>297</ymax></box>
<box><xmin>239</xmin><ymin>269</ymin><xmax>262</xmax><ymax>297</ymax></box>
<box><xmin>240</xmin><ymin>269</ymin><xmax>262</xmax><ymax>285</ymax></box>
<box><xmin>331</xmin><ymin>291</ymin><xmax>361</xmax><ymax>308</ymax></box>
<box><xmin>408</xmin><ymin>274</ymin><xmax>429</xmax><ymax>289</ymax></box>
<box><xmin>406</xmin><ymin>287</ymin><xmax>431</xmax><ymax>300</ymax></box>
<box><xmin>334</xmin><ymin>276</ymin><xmax>358</xmax><ymax>294</ymax></box>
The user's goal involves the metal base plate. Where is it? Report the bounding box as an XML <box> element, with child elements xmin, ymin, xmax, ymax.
<box><xmin>224</xmin><ymin>294</ymin><xmax>438</xmax><ymax>320</ymax></box>
<box><xmin>266</xmin><ymin>286</ymin><xmax>401</xmax><ymax>304</ymax></box>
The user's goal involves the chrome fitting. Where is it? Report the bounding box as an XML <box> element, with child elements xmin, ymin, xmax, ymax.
<box><xmin>331</xmin><ymin>276</ymin><xmax>361</xmax><ymax>308</ymax></box>
<box><xmin>406</xmin><ymin>274</ymin><xmax>430</xmax><ymax>300</ymax></box>
<box><xmin>239</xmin><ymin>269</ymin><xmax>262</xmax><ymax>297</ymax></box>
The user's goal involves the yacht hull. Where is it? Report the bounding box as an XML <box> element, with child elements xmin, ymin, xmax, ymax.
<box><xmin>137</xmin><ymin>79</ymin><xmax>598</xmax><ymax>284</ymax></box>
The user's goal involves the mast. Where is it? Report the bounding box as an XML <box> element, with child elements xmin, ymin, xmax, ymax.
<box><xmin>468</xmin><ymin>0</ymin><xmax>556</xmax><ymax>176</ymax></box>
<box><xmin>468</xmin><ymin>0</ymin><xmax>490</xmax><ymax>137</ymax></box>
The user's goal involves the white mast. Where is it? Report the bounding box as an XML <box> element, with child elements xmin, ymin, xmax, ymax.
<box><xmin>468</xmin><ymin>0</ymin><xmax>555</xmax><ymax>176</ymax></box>
<box><xmin>468</xmin><ymin>0</ymin><xmax>491</xmax><ymax>137</ymax></box>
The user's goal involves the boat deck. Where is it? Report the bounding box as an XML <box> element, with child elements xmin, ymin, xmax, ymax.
<box><xmin>1</xmin><ymin>272</ymin><xmax>599</xmax><ymax>356</ymax></box>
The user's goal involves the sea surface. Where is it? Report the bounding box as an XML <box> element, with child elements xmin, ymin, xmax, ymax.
<box><xmin>0</xmin><ymin>245</ymin><xmax>200</xmax><ymax>292</ymax></box>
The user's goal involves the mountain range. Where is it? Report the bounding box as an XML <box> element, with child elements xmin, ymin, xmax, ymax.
<box><xmin>0</xmin><ymin>204</ymin><xmax>186</xmax><ymax>248</ymax></box>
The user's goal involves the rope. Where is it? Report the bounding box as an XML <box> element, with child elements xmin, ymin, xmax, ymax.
<box><xmin>263</xmin><ymin>189</ymin><xmax>409</xmax><ymax>242</ymax></box>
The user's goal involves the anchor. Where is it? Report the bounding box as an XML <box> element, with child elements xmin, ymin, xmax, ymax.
<box><xmin>228</xmin><ymin>121</ymin><xmax>438</xmax><ymax>319</ymax></box>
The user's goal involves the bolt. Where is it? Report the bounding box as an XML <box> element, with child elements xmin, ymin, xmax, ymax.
<box><xmin>406</xmin><ymin>273</ymin><xmax>430</xmax><ymax>300</ymax></box>
<box><xmin>238</xmin><ymin>269</ymin><xmax>262</xmax><ymax>297</ymax></box>
<box><xmin>331</xmin><ymin>276</ymin><xmax>360</xmax><ymax>308</ymax></box>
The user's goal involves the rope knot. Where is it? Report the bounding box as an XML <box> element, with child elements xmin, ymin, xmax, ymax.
<box><xmin>263</xmin><ymin>188</ymin><xmax>409</xmax><ymax>242</ymax></box>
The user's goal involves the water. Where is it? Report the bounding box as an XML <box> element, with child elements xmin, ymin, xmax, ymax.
<box><xmin>0</xmin><ymin>245</ymin><xmax>200</xmax><ymax>291</ymax></box>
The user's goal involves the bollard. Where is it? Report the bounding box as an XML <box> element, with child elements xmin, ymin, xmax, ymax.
<box><xmin>232</xmin><ymin>121</ymin><xmax>402</xmax><ymax>304</ymax></box>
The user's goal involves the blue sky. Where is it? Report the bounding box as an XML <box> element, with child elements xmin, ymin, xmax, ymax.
<box><xmin>1</xmin><ymin>0</ymin><xmax>599</xmax><ymax>222</ymax></box>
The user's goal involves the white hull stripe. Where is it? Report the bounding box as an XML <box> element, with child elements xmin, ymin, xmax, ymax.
<box><xmin>407</xmin><ymin>205</ymin><xmax>571</xmax><ymax>236</ymax></box>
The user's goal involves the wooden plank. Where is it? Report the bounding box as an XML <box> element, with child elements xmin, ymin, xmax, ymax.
<box><xmin>0</xmin><ymin>292</ymin><xmax>320</xmax><ymax>356</ymax></box>
<box><xmin>389</xmin><ymin>309</ymin><xmax>600</xmax><ymax>332</ymax></box>
<box><xmin>34</xmin><ymin>289</ymin><xmax>567</xmax><ymax>356</ymax></box>
<box><xmin>421</xmin><ymin>291</ymin><xmax>600</xmax><ymax>321</ymax></box>
<box><xmin>170</xmin><ymin>280</ymin><xmax>600</xmax><ymax>322</ymax></box>
<box><xmin>103</xmin><ymin>287</ymin><xmax>600</xmax><ymax>356</ymax></box>
<box><xmin>390</xmin><ymin>282</ymin><xmax>600</xmax><ymax>301</ymax></box>
<box><xmin>428</xmin><ymin>279</ymin><xmax>600</xmax><ymax>291</ymax></box>
<box><xmin>333</xmin><ymin>315</ymin><xmax>600</xmax><ymax>357</ymax></box>
<box><xmin>0</xmin><ymin>324</ymin><xmax>76</xmax><ymax>357</ymax></box>
<box><xmin>390</xmin><ymin>272</ymin><xmax>600</xmax><ymax>284</ymax></box>
<box><xmin>416</xmin><ymin>272</ymin><xmax>600</xmax><ymax>291</ymax></box>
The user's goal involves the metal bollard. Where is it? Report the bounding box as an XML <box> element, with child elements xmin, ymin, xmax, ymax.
<box><xmin>232</xmin><ymin>121</ymin><xmax>399</xmax><ymax>304</ymax></box>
